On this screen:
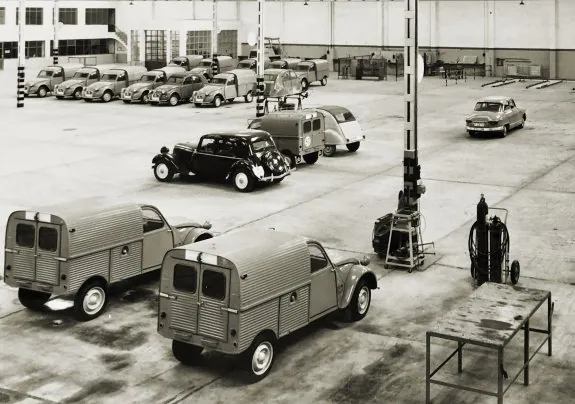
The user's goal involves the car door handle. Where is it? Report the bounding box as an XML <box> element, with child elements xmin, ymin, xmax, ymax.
<box><xmin>197</xmin><ymin>300</ymin><xmax>205</xmax><ymax>307</ymax></box>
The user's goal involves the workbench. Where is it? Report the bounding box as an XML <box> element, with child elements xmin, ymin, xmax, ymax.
<box><xmin>426</xmin><ymin>283</ymin><xmax>553</xmax><ymax>404</ymax></box>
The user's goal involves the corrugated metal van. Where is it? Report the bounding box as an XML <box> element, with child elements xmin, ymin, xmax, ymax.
<box><xmin>157</xmin><ymin>228</ymin><xmax>377</xmax><ymax>382</ymax></box>
<box><xmin>3</xmin><ymin>203</ymin><xmax>214</xmax><ymax>321</ymax></box>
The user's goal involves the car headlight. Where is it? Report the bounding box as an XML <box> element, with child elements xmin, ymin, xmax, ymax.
<box><xmin>253</xmin><ymin>166</ymin><xmax>265</xmax><ymax>178</ymax></box>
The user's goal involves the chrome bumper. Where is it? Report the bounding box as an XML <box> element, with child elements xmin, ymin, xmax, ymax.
<box><xmin>466</xmin><ymin>125</ymin><xmax>503</xmax><ymax>132</ymax></box>
<box><xmin>258</xmin><ymin>170</ymin><xmax>290</xmax><ymax>182</ymax></box>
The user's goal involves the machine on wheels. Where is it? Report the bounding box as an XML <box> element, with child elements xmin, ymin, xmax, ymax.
<box><xmin>468</xmin><ymin>194</ymin><xmax>520</xmax><ymax>286</ymax></box>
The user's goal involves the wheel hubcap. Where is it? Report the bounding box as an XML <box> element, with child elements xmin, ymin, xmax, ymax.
<box><xmin>83</xmin><ymin>287</ymin><xmax>105</xmax><ymax>315</ymax></box>
<box><xmin>143</xmin><ymin>94</ymin><xmax>149</xmax><ymax>103</ymax></box>
<box><xmin>170</xmin><ymin>97</ymin><xmax>177</xmax><ymax>105</ymax></box>
<box><xmin>156</xmin><ymin>163</ymin><xmax>169</xmax><ymax>179</ymax></box>
<box><xmin>235</xmin><ymin>173</ymin><xmax>248</xmax><ymax>189</ymax></box>
<box><xmin>215</xmin><ymin>98</ymin><xmax>221</xmax><ymax>107</ymax></box>
<box><xmin>252</xmin><ymin>342</ymin><xmax>273</xmax><ymax>375</ymax></box>
<box><xmin>357</xmin><ymin>286</ymin><xmax>370</xmax><ymax>315</ymax></box>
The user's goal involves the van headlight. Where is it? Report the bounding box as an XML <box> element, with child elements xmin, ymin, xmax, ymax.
<box><xmin>252</xmin><ymin>165</ymin><xmax>265</xmax><ymax>178</ymax></box>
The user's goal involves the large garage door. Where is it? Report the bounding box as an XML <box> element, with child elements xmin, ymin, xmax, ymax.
<box><xmin>145</xmin><ymin>30</ymin><xmax>166</xmax><ymax>70</ymax></box>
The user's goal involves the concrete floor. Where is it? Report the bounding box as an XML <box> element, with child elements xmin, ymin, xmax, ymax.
<box><xmin>0</xmin><ymin>70</ymin><xmax>573</xmax><ymax>404</ymax></box>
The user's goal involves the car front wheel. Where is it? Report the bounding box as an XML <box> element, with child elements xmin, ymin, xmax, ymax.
<box><xmin>102</xmin><ymin>91</ymin><xmax>113</xmax><ymax>103</ymax></box>
<box><xmin>73</xmin><ymin>88</ymin><xmax>83</xmax><ymax>100</ymax></box>
<box><xmin>213</xmin><ymin>96</ymin><xmax>223</xmax><ymax>108</ymax></box>
<box><xmin>348</xmin><ymin>279</ymin><xmax>371</xmax><ymax>321</ymax></box>
<box><xmin>320</xmin><ymin>77</ymin><xmax>327</xmax><ymax>86</ymax></box>
<box><xmin>38</xmin><ymin>86</ymin><xmax>48</xmax><ymax>98</ymax></box>
<box><xmin>323</xmin><ymin>145</ymin><xmax>336</xmax><ymax>157</ymax></box>
<box><xmin>233</xmin><ymin>168</ymin><xmax>255</xmax><ymax>193</ymax></box>
<box><xmin>169</xmin><ymin>94</ymin><xmax>179</xmax><ymax>106</ymax></box>
<box><xmin>154</xmin><ymin>162</ymin><xmax>174</xmax><ymax>182</ymax></box>
<box><xmin>245</xmin><ymin>91</ymin><xmax>253</xmax><ymax>103</ymax></box>
<box><xmin>500</xmin><ymin>124</ymin><xmax>509</xmax><ymax>138</ymax></box>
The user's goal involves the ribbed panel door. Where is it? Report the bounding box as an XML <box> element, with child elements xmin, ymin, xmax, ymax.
<box><xmin>197</xmin><ymin>264</ymin><xmax>230</xmax><ymax>342</ymax></box>
<box><xmin>170</xmin><ymin>260</ymin><xmax>199</xmax><ymax>334</ymax></box>
<box><xmin>35</xmin><ymin>223</ymin><xmax>61</xmax><ymax>285</ymax></box>
<box><xmin>9</xmin><ymin>219</ymin><xmax>37</xmax><ymax>281</ymax></box>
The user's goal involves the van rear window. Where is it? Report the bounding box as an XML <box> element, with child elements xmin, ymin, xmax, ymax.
<box><xmin>303</xmin><ymin>121</ymin><xmax>312</xmax><ymax>133</ymax></box>
<box><xmin>313</xmin><ymin>119</ymin><xmax>321</xmax><ymax>131</ymax></box>
<box><xmin>201</xmin><ymin>270</ymin><xmax>226</xmax><ymax>301</ymax></box>
<box><xmin>174</xmin><ymin>264</ymin><xmax>198</xmax><ymax>293</ymax></box>
<box><xmin>16</xmin><ymin>223</ymin><xmax>35</xmax><ymax>248</ymax></box>
<box><xmin>39</xmin><ymin>227</ymin><xmax>58</xmax><ymax>252</ymax></box>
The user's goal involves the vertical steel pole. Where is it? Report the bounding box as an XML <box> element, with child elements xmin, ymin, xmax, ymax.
<box><xmin>212</xmin><ymin>0</ymin><xmax>219</xmax><ymax>76</ymax></box>
<box><xmin>524</xmin><ymin>319</ymin><xmax>530</xmax><ymax>386</ymax></box>
<box><xmin>53</xmin><ymin>0</ymin><xmax>59</xmax><ymax>65</ymax></box>
<box><xmin>403</xmin><ymin>0</ymin><xmax>422</xmax><ymax>210</ymax></box>
<box><xmin>425</xmin><ymin>332</ymin><xmax>430</xmax><ymax>404</ymax></box>
<box><xmin>255</xmin><ymin>0</ymin><xmax>265</xmax><ymax>117</ymax></box>
<box><xmin>17</xmin><ymin>0</ymin><xmax>25</xmax><ymax>108</ymax></box>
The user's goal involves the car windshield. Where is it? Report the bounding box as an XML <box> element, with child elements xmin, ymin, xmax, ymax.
<box><xmin>251</xmin><ymin>136</ymin><xmax>275</xmax><ymax>152</ymax></box>
<box><xmin>37</xmin><ymin>70</ymin><xmax>54</xmax><ymax>78</ymax></box>
<box><xmin>264</xmin><ymin>73</ymin><xmax>278</xmax><ymax>82</ymax></box>
<box><xmin>201</xmin><ymin>61</ymin><xmax>213</xmax><ymax>67</ymax></box>
<box><xmin>239</xmin><ymin>61</ymin><xmax>252</xmax><ymax>68</ymax></box>
<box><xmin>297</xmin><ymin>65</ymin><xmax>310</xmax><ymax>71</ymax></box>
<box><xmin>170</xmin><ymin>58</ymin><xmax>184</xmax><ymax>66</ymax></box>
<box><xmin>474</xmin><ymin>102</ymin><xmax>503</xmax><ymax>112</ymax></box>
<box><xmin>141</xmin><ymin>74</ymin><xmax>157</xmax><ymax>82</ymax></box>
<box><xmin>211</xmin><ymin>77</ymin><xmax>227</xmax><ymax>85</ymax></box>
<box><xmin>167</xmin><ymin>76</ymin><xmax>184</xmax><ymax>84</ymax></box>
<box><xmin>333</xmin><ymin>111</ymin><xmax>356</xmax><ymax>123</ymax></box>
<box><xmin>73</xmin><ymin>72</ymin><xmax>90</xmax><ymax>79</ymax></box>
<box><xmin>101</xmin><ymin>74</ymin><xmax>118</xmax><ymax>81</ymax></box>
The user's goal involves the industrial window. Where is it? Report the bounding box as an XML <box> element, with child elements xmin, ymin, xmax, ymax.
<box><xmin>25</xmin><ymin>41</ymin><xmax>44</xmax><ymax>58</ymax></box>
<box><xmin>309</xmin><ymin>244</ymin><xmax>329</xmax><ymax>273</ymax></box>
<box><xmin>16</xmin><ymin>8</ymin><xmax>43</xmax><ymax>25</ymax></box>
<box><xmin>173</xmin><ymin>264</ymin><xmax>197</xmax><ymax>294</ymax></box>
<box><xmin>312</xmin><ymin>119</ymin><xmax>321</xmax><ymax>131</ymax></box>
<box><xmin>201</xmin><ymin>270</ymin><xmax>226</xmax><ymax>301</ymax></box>
<box><xmin>145</xmin><ymin>30</ymin><xmax>166</xmax><ymax>62</ymax></box>
<box><xmin>171</xmin><ymin>31</ymin><xmax>180</xmax><ymax>58</ymax></box>
<box><xmin>38</xmin><ymin>227</ymin><xmax>58</xmax><ymax>252</ymax></box>
<box><xmin>16</xmin><ymin>224</ymin><xmax>35</xmax><ymax>248</ymax></box>
<box><xmin>303</xmin><ymin>121</ymin><xmax>312</xmax><ymax>133</ymax></box>
<box><xmin>59</xmin><ymin>8</ymin><xmax>77</xmax><ymax>25</ymax></box>
<box><xmin>85</xmin><ymin>8</ymin><xmax>113</xmax><ymax>25</ymax></box>
<box><xmin>186</xmin><ymin>31</ymin><xmax>211</xmax><ymax>59</ymax></box>
<box><xmin>0</xmin><ymin>7</ymin><xmax>5</xmax><ymax>25</ymax></box>
<box><xmin>1</xmin><ymin>42</ymin><xmax>18</xmax><ymax>59</ymax></box>
<box><xmin>50</xmin><ymin>39</ymin><xmax>112</xmax><ymax>56</ymax></box>
<box><xmin>142</xmin><ymin>208</ymin><xmax>164</xmax><ymax>233</ymax></box>
<box><xmin>217</xmin><ymin>30</ymin><xmax>237</xmax><ymax>58</ymax></box>
<box><xmin>130</xmin><ymin>30</ymin><xmax>140</xmax><ymax>63</ymax></box>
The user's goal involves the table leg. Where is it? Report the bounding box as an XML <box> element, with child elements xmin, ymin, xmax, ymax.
<box><xmin>497</xmin><ymin>348</ymin><xmax>504</xmax><ymax>404</ymax></box>
<box><xmin>426</xmin><ymin>333</ymin><xmax>431</xmax><ymax>404</ymax></box>
<box><xmin>524</xmin><ymin>319</ymin><xmax>529</xmax><ymax>386</ymax></box>
<box><xmin>548</xmin><ymin>294</ymin><xmax>553</xmax><ymax>356</ymax></box>
<box><xmin>457</xmin><ymin>341</ymin><xmax>463</xmax><ymax>373</ymax></box>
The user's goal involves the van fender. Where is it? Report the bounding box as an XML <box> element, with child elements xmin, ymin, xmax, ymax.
<box><xmin>183</xmin><ymin>227</ymin><xmax>214</xmax><ymax>245</ymax></box>
<box><xmin>338</xmin><ymin>265</ymin><xmax>378</xmax><ymax>310</ymax></box>
<box><xmin>152</xmin><ymin>153</ymin><xmax>178</xmax><ymax>172</ymax></box>
<box><xmin>324</xmin><ymin>128</ymin><xmax>346</xmax><ymax>146</ymax></box>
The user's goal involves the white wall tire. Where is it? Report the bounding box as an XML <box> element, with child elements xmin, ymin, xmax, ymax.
<box><xmin>233</xmin><ymin>169</ymin><xmax>255</xmax><ymax>193</ymax></box>
<box><xmin>154</xmin><ymin>162</ymin><xmax>174</xmax><ymax>182</ymax></box>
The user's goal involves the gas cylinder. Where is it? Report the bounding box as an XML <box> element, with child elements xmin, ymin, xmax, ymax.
<box><xmin>476</xmin><ymin>195</ymin><xmax>489</xmax><ymax>284</ymax></box>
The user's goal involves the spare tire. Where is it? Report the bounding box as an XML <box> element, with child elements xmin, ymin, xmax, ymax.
<box><xmin>261</xmin><ymin>150</ymin><xmax>287</xmax><ymax>175</ymax></box>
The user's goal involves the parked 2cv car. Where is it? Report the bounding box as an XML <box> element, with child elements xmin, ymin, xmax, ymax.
<box><xmin>121</xmin><ymin>66</ymin><xmax>186</xmax><ymax>104</ymax></box>
<box><xmin>262</xmin><ymin>68</ymin><xmax>305</xmax><ymax>99</ymax></box>
<box><xmin>149</xmin><ymin>71</ymin><xmax>208</xmax><ymax>106</ymax></box>
<box><xmin>237</xmin><ymin>57</ymin><xmax>271</xmax><ymax>71</ymax></box>
<box><xmin>152</xmin><ymin>130</ymin><xmax>291</xmax><ymax>192</ymax></box>
<box><xmin>465</xmin><ymin>95</ymin><xmax>527</xmax><ymax>138</ymax></box>
<box><xmin>3</xmin><ymin>203</ymin><xmax>214</xmax><ymax>321</ymax></box>
<box><xmin>314</xmin><ymin>105</ymin><xmax>366</xmax><ymax>156</ymax></box>
<box><xmin>24</xmin><ymin>63</ymin><xmax>84</xmax><ymax>98</ymax></box>
<box><xmin>295</xmin><ymin>59</ymin><xmax>330</xmax><ymax>91</ymax></box>
<box><xmin>193</xmin><ymin>69</ymin><xmax>257</xmax><ymax>108</ymax></box>
<box><xmin>82</xmin><ymin>66</ymin><xmax>148</xmax><ymax>102</ymax></box>
<box><xmin>168</xmin><ymin>55</ymin><xmax>204</xmax><ymax>70</ymax></box>
<box><xmin>200</xmin><ymin>55</ymin><xmax>235</xmax><ymax>74</ymax></box>
<box><xmin>269</xmin><ymin>58</ymin><xmax>302</xmax><ymax>70</ymax></box>
<box><xmin>247</xmin><ymin>110</ymin><xmax>325</xmax><ymax>167</ymax></box>
<box><xmin>54</xmin><ymin>64</ymin><xmax>120</xmax><ymax>100</ymax></box>
<box><xmin>157</xmin><ymin>228</ymin><xmax>377</xmax><ymax>382</ymax></box>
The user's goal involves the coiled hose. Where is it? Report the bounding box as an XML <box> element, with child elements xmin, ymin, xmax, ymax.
<box><xmin>468</xmin><ymin>218</ymin><xmax>510</xmax><ymax>280</ymax></box>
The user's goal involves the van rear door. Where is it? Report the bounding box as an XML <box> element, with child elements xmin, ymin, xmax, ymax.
<box><xmin>197</xmin><ymin>261</ymin><xmax>230</xmax><ymax>342</ymax></box>
<box><xmin>161</xmin><ymin>257</ymin><xmax>200</xmax><ymax>334</ymax></box>
<box><xmin>7</xmin><ymin>213</ymin><xmax>61</xmax><ymax>285</ymax></box>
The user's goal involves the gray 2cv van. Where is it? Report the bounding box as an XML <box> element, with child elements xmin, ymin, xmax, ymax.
<box><xmin>295</xmin><ymin>59</ymin><xmax>330</xmax><ymax>91</ymax></box>
<box><xmin>193</xmin><ymin>69</ymin><xmax>257</xmax><ymax>108</ymax></box>
<box><xmin>82</xmin><ymin>66</ymin><xmax>148</xmax><ymax>102</ymax></box>
<box><xmin>24</xmin><ymin>63</ymin><xmax>84</xmax><ymax>98</ymax></box>
<box><xmin>3</xmin><ymin>203</ymin><xmax>214</xmax><ymax>321</ymax></box>
<box><xmin>54</xmin><ymin>64</ymin><xmax>121</xmax><ymax>100</ymax></box>
<box><xmin>157</xmin><ymin>228</ymin><xmax>377</xmax><ymax>382</ymax></box>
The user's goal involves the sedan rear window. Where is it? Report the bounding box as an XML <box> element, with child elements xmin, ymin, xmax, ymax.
<box><xmin>38</xmin><ymin>227</ymin><xmax>58</xmax><ymax>252</ymax></box>
<box><xmin>16</xmin><ymin>223</ymin><xmax>35</xmax><ymax>248</ymax></box>
<box><xmin>201</xmin><ymin>270</ymin><xmax>226</xmax><ymax>300</ymax></box>
<box><xmin>334</xmin><ymin>111</ymin><xmax>356</xmax><ymax>123</ymax></box>
<box><xmin>474</xmin><ymin>102</ymin><xmax>502</xmax><ymax>112</ymax></box>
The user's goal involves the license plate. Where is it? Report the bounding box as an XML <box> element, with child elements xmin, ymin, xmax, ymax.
<box><xmin>195</xmin><ymin>96</ymin><xmax>203</xmax><ymax>102</ymax></box>
<box><xmin>57</xmin><ymin>89</ymin><xmax>64</xmax><ymax>94</ymax></box>
<box><xmin>123</xmin><ymin>94</ymin><xmax>131</xmax><ymax>99</ymax></box>
<box><xmin>475</xmin><ymin>122</ymin><xmax>485</xmax><ymax>127</ymax></box>
<box><xmin>85</xmin><ymin>93</ymin><xmax>93</xmax><ymax>98</ymax></box>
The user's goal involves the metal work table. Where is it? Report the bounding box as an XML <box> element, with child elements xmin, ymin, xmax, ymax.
<box><xmin>426</xmin><ymin>283</ymin><xmax>553</xmax><ymax>403</ymax></box>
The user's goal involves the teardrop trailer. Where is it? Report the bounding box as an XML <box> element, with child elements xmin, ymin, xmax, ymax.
<box><xmin>3</xmin><ymin>204</ymin><xmax>214</xmax><ymax>321</ymax></box>
<box><xmin>157</xmin><ymin>228</ymin><xmax>378</xmax><ymax>382</ymax></box>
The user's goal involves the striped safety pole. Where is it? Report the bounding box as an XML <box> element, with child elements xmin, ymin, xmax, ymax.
<box><xmin>52</xmin><ymin>0</ymin><xmax>59</xmax><ymax>65</ymax></box>
<box><xmin>255</xmin><ymin>0</ymin><xmax>265</xmax><ymax>117</ymax></box>
<box><xmin>17</xmin><ymin>0</ymin><xmax>25</xmax><ymax>108</ymax></box>
<box><xmin>211</xmin><ymin>0</ymin><xmax>219</xmax><ymax>77</ymax></box>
